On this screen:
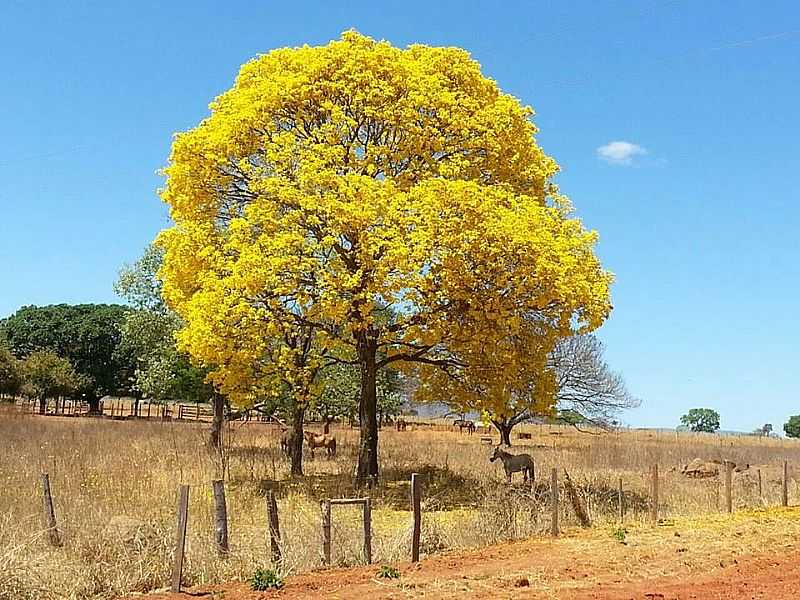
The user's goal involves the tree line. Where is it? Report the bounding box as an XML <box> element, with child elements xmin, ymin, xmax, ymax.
<box><xmin>679</xmin><ymin>408</ymin><xmax>800</xmax><ymax>439</ymax></box>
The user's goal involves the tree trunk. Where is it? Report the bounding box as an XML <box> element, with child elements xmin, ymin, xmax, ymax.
<box><xmin>355</xmin><ymin>333</ymin><xmax>379</xmax><ymax>487</ymax></box>
<box><xmin>86</xmin><ymin>394</ymin><xmax>101</xmax><ymax>415</ymax></box>
<box><xmin>39</xmin><ymin>396</ymin><xmax>46</xmax><ymax>415</ymax></box>
<box><xmin>209</xmin><ymin>394</ymin><xmax>224</xmax><ymax>450</ymax></box>
<box><xmin>493</xmin><ymin>420</ymin><xmax>513</xmax><ymax>446</ymax></box>
<box><xmin>323</xmin><ymin>415</ymin><xmax>333</xmax><ymax>435</ymax></box>
<box><xmin>290</xmin><ymin>405</ymin><xmax>305</xmax><ymax>476</ymax></box>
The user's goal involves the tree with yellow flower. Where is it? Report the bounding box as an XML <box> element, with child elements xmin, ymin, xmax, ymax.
<box><xmin>158</xmin><ymin>31</ymin><xmax>613</xmax><ymax>485</ymax></box>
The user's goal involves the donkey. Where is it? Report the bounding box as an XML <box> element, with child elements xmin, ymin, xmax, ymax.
<box><xmin>304</xmin><ymin>431</ymin><xmax>337</xmax><ymax>459</ymax></box>
<box><xmin>490</xmin><ymin>446</ymin><xmax>535</xmax><ymax>484</ymax></box>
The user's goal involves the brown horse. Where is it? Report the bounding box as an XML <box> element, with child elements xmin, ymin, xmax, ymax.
<box><xmin>453</xmin><ymin>419</ymin><xmax>476</xmax><ymax>435</ymax></box>
<box><xmin>304</xmin><ymin>431</ymin><xmax>337</xmax><ymax>459</ymax></box>
<box><xmin>279</xmin><ymin>430</ymin><xmax>296</xmax><ymax>457</ymax></box>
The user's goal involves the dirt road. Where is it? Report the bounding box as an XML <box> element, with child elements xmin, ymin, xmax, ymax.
<box><xmin>128</xmin><ymin>507</ymin><xmax>800</xmax><ymax>600</ymax></box>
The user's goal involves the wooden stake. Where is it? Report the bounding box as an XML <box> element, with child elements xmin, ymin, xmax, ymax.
<box><xmin>212</xmin><ymin>480</ymin><xmax>229</xmax><ymax>555</ymax></box>
<box><xmin>650</xmin><ymin>464</ymin><xmax>659</xmax><ymax>525</ymax></box>
<box><xmin>411</xmin><ymin>473</ymin><xmax>421</xmax><ymax>562</ymax></box>
<box><xmin>783</xmin><ymin>461</ymin><xmax>789</xmax><ymax>507</ymax></box>
<box><xmin>41</xmin><ymin>473</ymin><xmax>61</xmax><ymax>547</ymax></box>
<box><xmin>563</xmin><ymin>468</ymin><xmax>590</xmax><ymax>527</ymax></box>
<box><xmin>266</xmin><ymin>491</ymin><xmax>281</xmax><ymax>565</ymax></box>
<box><xmin>550</xmin><ymin>468</ymin><xmax>559</xmax><ymax>537</ymax></box>
<box><xmin>725</xmin><ymin>461</ymin><xmax>733</xmax><ymax>514</ymax></box>
<box><xmin>321</xmin><ymin>500</ymin><xmax>332</xmax><ymax>566</ymax></box>
<box><xmin>758</xmin><ymin>469</ymin><xmax>763</xmax><ymax>504</ymax></box>
<box><xmin>171</xmin><ymin>485</ymin><xmax>190</xmax><ymax>593</ymax></box>
<box><xmin>363</xmin><ymin>497</ymin><xmax>372</xmax><ymax>564</ymax></box>
<box><xmin>617</xmin><ymin>477</ymin><xmax>624</xmax><ymax>522</ymax></box>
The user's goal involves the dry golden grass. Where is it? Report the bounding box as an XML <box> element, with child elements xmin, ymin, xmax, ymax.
<box><xmin>2</xmin><ymin>404</ymin><xmax>800</xmax><ymax>599</ymax></box>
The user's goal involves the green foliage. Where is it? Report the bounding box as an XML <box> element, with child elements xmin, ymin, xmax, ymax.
<box><xmin>312</xmin><ymin>361</ymin><xmax>404</xmax><ymax>425</ymax></box>
<box><xmin>114</xmin><ymin>244</ymin><xmax>213</xmax><ymax>403</ymax></box>
<box><xmin>554</xmin><ymin>409</ymin><xmax>587</xmax><ymax>425</ymax></box>
<box><xmin>784</xmin><ymin>416</ymin><xmax>800</xmax><ymax>438</ymax></box>
<box><xmin>114</xmin><ymin>244</ymin><xmax>169</xmax><ymax>314</ymax></box>
<box><xmin>679</xmin><ymin>408</ymin><xmax>720</xmax><ymax>433</ymax></box>
<box><xmin>377</xmin><ymin>565</ymin><xmax>401</xmax><ymax>579</ymax></box>
<box><xmin>20</xmin><ymin>350</ymin><xmax>84</xmax><ymax>400</ymax></box>
<box><xmin>250</xmin><ymin>567</ymin><xmax>283</xmax><ymax>590</ymax></box>
<box><xmin>0</xmin><ymin>304</ymin><xmax>132</xmax><ymax>404</ymax></box>
<box><xmin>0</xmin><ymin>337</ymin><xmax>22</xmax><ymax>398</ymax></box>
<box><xmin>611</xmin><ymin>527</ymin><xmax>628</xmax><ymax>543</ymax></box>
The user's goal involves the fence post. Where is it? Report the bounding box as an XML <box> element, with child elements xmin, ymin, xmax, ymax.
<box><xmin>783</xmin><ymin>461</ymin><xmax>789</xmax><ymax>507</ymax></box>
<box><xmin>550</xmin><ymin>468</ymin><xmax>559</xmax><ymax>537</ymax></box>
<box><xmin>266</xmin><ymin>491</ymin><xmax>282</xmax><ymax>566</ymax></box>
<box><xmin>758</xmin><ymin>469</ymin><xmax>763</xmax><ymax>504</ymax></box>
<box><xmin>41</xmin><ymin>473</ymin><xmax>61</xmax><ymax>547</ymax></box>
<box><xmin>411</xmin><ymin>473</ymin><xmax>422</xmax><ymax>562</ymax></box>
<box><xmin>363</xmin><ymin>497</ymin><xmax>372</xmax><ymax>564</ymax></box>
<box><xmin>725</xmin><ymin>461</ymin><xmax>733</xmax><ymax>514</ymax></box>
<box><xmin>212</xmin><ymin>480</ymin><xmax>229</xmax><ymax>555</ymax></box>
<box><xmin>617</xmin><ymin>477</ymin><xmax>624</xmax><ymax>522</ymax></box>
<box><xmin>171</xmin><ymin>485</ymin><xmax>190</xmax><ymax>593</ymax></box>
<box><xmin>650</xmin><ymin>464</ymin><xmax>659</xmax><ymax>525</ymax></box>
<box><xmin>321</xmin><ymin>500</ymin><xmax>332</xmax><ymax>566</ymax></box>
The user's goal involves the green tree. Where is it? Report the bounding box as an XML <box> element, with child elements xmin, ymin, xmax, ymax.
<box><xmin>313</xmin><ymin>362</ymin><xmax>404</xmax><ymax>433</ymax></box>
<box><xmin>0</xmin><ymin>337</ymin><xmax>22</xmax><ymax>399</ymax></box>
<box><xmin>114</xmin><ymin>245</ymin><xmax>215</xmax><ymax>436</ymax></box>
<box><xmin>21</xmin><ymin>350</ymin><xmax>84</xmax><ymax>414</ymax></box>
<box><xmin>1</xmin><ymin>304</ymin><xmax>132</xmax><ymax>412</ymax></box>
<box><xmin>784</xmin><ymin>416</ymin><xmax>800</xmax><ymax>438</ymax></box>
<box><xmin>680</xmin><ymin>408</ymin><xmax>720</xmax><ymax>433</ymax></box>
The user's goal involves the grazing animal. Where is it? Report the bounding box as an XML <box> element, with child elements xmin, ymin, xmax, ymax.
<box><xmin>453</xmin><ymin>419</ymin><xmax>476</xmax><ymax>435</ymax></box>
<box><xmin>304</xmin><ymin>431</ymin><xmax>337</xmax><ymax>459</ymax></box>
<box><xmin>279</xmin><ymin>430</ymin><xmax>297</xmax><ymax>457</ymax></box>
<box><xmin>490</xmin><ymin>446</ymin><xmax>535</xmax><ymax>483</ymax></box>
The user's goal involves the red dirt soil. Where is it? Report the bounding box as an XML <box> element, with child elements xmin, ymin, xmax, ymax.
<box><xmin>125</xmin><ymin>523</ymin><xmax>800</xmax><ymax>600</ymax></box>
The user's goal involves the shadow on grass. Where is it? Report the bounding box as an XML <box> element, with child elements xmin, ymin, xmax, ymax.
<box><xmin>254</xmin><ymin>463</ymin><xmax>484</xmax><ymax>510</ymax></box>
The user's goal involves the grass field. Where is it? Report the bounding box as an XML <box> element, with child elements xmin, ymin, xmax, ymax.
<box><xmin>2</xmin><ymin>404</ymin><xmax>799</xmax><ymax>599</ymax></box>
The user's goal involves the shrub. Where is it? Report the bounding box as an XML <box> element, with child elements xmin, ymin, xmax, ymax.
<box><xmin>250</xmin><ymin>567</ymin><xmax>283</xmax><ymax>591</ymax></box>
<box><xmin>377</xmin><ymin>565</ymin><xmax>400</xmax><ymax>579</ymax></box>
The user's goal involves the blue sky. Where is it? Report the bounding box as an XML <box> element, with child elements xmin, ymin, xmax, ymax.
<box><xmin>1</xmin><ymin>1</ymin><xmax>798</xmax><ymax>431</ymax></box>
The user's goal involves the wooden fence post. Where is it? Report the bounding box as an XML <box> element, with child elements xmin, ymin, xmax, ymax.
<box><xmin>41</xmin><ymin>473</ymin><xmax>61</xmax><ymax>547</ymax></box>
<box><xmin>758</xmin><ymin>469</ymin><xmax>763</xmax><ymax>504</ymax></box>
<box><xmin>411</xmin><ymin>473</ymin><xmax>422</xmax><ymax>562</ymax></box>
<box><xmin>617</xmin><ymin>477</ymin><xmax>624</xmax><ymax>522</ymax></box>
<box><xmin>783</xmin><ymin>461</ymin><xmax>789</xmax><ymax>507</ymax></box>
<box><xmin>725</xmin><ymin>461</ymin><xmax>733</xmax><ymax>514</ymax></box>
<box><xmin>550</xmin><ymin>468</ymin><xmax>559</xmax><ymax>537</ymax></box>
<box><xmin>212</xmin><ymin>480</ymin><xmax>229</xmax><ymax>555</ymax></box>
<box><xmin>321</xmin><ymin>500</ymin><xmax>332</xmax><ymax>566</ymax></box>
<box><xmin>363</xmin><ymin>497</ymin><xmax>372</xmax><ymax>564</ymax></box>
<box><xmin>650</xmin><ymin>464</ymin><xmax>659</xmax><ymax>525</ymax></box>
<box><xmin>266</xmin><ymin>491</ymin><xmax>282</xmax><ymax>565</ymax></box>
<box><xmin>171</xmin><ymin>485</ymin><xmax>190</xmax><ymax>593</ymax></box>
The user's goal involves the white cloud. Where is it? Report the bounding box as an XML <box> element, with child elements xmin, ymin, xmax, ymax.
<box><xmin>596</xmin><ymin>141</ymin><xmax>648</xmax><ymax>166</ymax></box>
